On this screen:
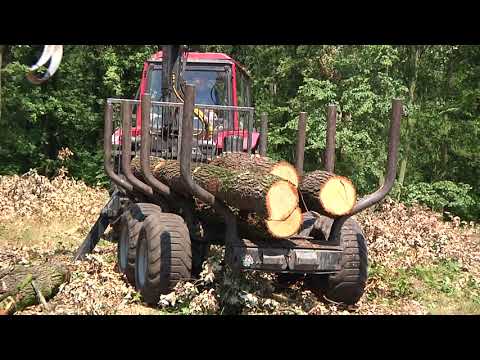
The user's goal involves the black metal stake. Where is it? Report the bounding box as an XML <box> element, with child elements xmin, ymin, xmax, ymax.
<box><xmin>259</xmin><ymin>113</ymin><xmax>268</xmax><ymax>156</ymax></box>
<box><xmin>121</xmin><ymin>102</ymin><xmax>153</xmax><ymax>196</ymax></box>
<box><xmin>180</xmin><ymin>85</ymin><xmax>240</xmax><ymax>255</ymax></box>
<box><xmin>327</xmin><ymin>99</ymin><xmax>403</xmax><ymax>242</ymax></box>
<box><xmin>104</xmin><ymin>102</ymin><xmax>133</xmax><ymax>192</ymax></box>
<box><xmin>325</xmin><ymin>105</ymin><xmax>337</xmax><ymax>173</ymax></box>
<box><xmin>295</xmin><ymin>112</ymin><xmax>307</xmax><ymax>175</ymax></box>
<box><xmin>140</xmin><ymin>94</ymin><xmax>173</xmax><ymax>199</ymax></box>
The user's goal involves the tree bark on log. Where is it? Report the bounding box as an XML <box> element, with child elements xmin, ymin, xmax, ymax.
<box><xmin>0</xmin><ymin>263</ymin><xmax>69</xmax><ymax>314</ymax></box>
<box><xmin>209</xmin><ymin>153</ymin><xmax>299</xmax><ymax>187</ymax></box>
<box><xmin>130</xmin><ymin>156</ymin><xmax>166</xmax><ymax>181</ymax></box>
<box><xmin>131</xmin><ymin>158</ymin><xmax>299</xmax><ymax>222</ymax></box>
<box><xmin>300</xmin><ymin>170</ymin><xmax>356</xmax><ymax>218</ymax></box>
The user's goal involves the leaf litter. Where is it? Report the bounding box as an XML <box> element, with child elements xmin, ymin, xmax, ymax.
<box><xmin>1</xmin><ymin>171</ymin><xmax>478</xmax><ymax>315</ymax></box>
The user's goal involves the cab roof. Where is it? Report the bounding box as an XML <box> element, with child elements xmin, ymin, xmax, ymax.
<box><xmin>150</xmin><ymin>51</ymin><xmax>235</xmax><ymax>62</ymax></box>
<box><xmin>149</xmin><ymin>51</ymin><xmax>251</xmax><ymax>78</ymax></box>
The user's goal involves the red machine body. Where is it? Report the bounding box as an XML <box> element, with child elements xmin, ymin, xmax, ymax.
<box><xmin>113</xmin><ymin>51</ymin><xmax>259</xmax><ymax>152</ymax></box>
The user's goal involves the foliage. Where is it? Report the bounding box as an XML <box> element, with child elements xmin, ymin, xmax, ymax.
<box><xmin>0</xmin><ymin>45</ymin><xmax>158</xmax><ymax>184</ymax></box>
<box><xmin>202</xmin><ymin>45</ymin><xmax>480</xmax><ymax>219</ymax></box>
<box><xmin>401</xmin><ymin>181</ymin><xmax>479</xmax><ymax>220</ymax></box>
<box><xmin>368</xmin><ymin>259</ymin><xmax>480</xmax><ymax>314</ymax></box>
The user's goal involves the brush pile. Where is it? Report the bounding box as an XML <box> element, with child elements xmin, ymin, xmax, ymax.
<box><xmin>0</xmin><ymin>168</ymin><xmax>108</xmax><ymax>226</ymax></box>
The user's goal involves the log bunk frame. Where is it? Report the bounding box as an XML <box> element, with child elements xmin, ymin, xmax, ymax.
<box><xmin>75</xmin><ymin>86</ymin><xmax>402</xmax><ymax>273</ymax></box>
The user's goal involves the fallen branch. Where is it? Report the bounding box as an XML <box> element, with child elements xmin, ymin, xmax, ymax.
<box><xmin>31</xmin><ymin>279</ymin><xmax>50</xmax><ymax>312</ymax></box>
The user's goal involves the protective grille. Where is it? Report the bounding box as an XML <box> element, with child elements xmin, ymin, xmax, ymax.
<box><xmin>107</xmin><ymin>98</ymin><xmax>256</xmax><ymax>175</ymax></box>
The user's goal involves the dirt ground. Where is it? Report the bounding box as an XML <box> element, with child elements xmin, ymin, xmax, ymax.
<box><xmin>1</xmin><ymin>171</ymin><xmax>479</xmax><ymax>315</ymax></box>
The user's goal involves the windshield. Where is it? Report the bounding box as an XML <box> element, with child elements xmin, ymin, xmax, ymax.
<box><xmin>147</xmin><ymin>65</ymin><xmax>229</xmax><ymax>105</ymax></box>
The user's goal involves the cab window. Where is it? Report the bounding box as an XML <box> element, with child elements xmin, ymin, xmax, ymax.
<box><xmin>146</xmin><ymin>64</ymin><xmax>229</xmax><ymax>106</ymax></box>
<box><xmin>184</xmin><ymin>70</ymin><xmax>228</xmax><ymax>106</ymax></box>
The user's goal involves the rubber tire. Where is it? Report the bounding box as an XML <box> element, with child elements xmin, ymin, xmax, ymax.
<box><xmin>307</xmin><ymin>216</ymin><xmax>368</xmax><ymax>305</ymax></box>
<box><xmin>117</xmin><ymin>203</ymin><xmax>163</xmax><ymax>286</ymax></box>
<box><xmin>135</xmin><ymin>213</ymin><xmax>192</xmax><ymax>306</ymax></box>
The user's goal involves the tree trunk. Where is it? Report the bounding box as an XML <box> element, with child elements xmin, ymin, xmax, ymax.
<box><xmin>131</xmin><ymin>158</ymin><xmax>299</xmax><ymax>222</ymax></box>
<box><xmin>398</xmin><ymin>158</ymin><xmax>407</xmax><ymax>187</ymax></box>
<box><xmin>209</xmin><ymin>152</ymin><xmax>299</xmax><ymax>187</ymax></box>
<box><xmin>299</xmin><ymin>170</ymin><xmax>356</xmax><ymax>218</ymax></box>
<box><xmin>440</xmin><ymin>139</ymin><xmax>449</xmax><ymax>180</ymax></box>
<box><xmin>0</xmin><ymin>263</ymin><xmax>69</xmax><ymax>314</ymax></box>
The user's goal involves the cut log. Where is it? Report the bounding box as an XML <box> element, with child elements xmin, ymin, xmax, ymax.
<box><xmin>209</xmin><ymin>153</ymin><xmax>299</xmax><ymax>187</ymax></box>
<box><xmin>194</xmin><ymin>204</ymin><xmax>302</xmax><ymax>240</ymax></box>
<box><xmin>131</xmin><ymin>158</ymin><xmax>298</xmax><ymax>221</ymax></box>
<box><xmin>130</xmin><ymin>155</ymin><xmax>166</xmax><ymax>181</ymax></box>
<box><xmin>240</xmin><ymin>207</ymin><xmax>302</xmax><ymax>239</ymax></box>
<box><xmin>300</xmin><ymin>170</ymin><xmax>356</xmax><ymax>218</ymax></box>
<box><xmin>0</xmin><ymin>263</ymin><xmax>69</xmax><ymax>314</ymax></box>
<box><xmin>265</xmin><ymin>207</ymin><xmax>303</xmax><ymax>238</ymax></box>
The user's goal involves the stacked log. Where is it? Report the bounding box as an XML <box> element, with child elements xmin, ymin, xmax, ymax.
<box><xmin>299</xmin><ymin>170</ymin><xmax>356</xmax><ymax>217</ymax></box>
<box><xmin>210</xmin><ymin>153</ymin><xmax>299</xmax><ymax>187</ymax></box>
<box><xmin>209</xmin><ymin>154</ymin><xmax>357</xmax><ymax>218</ymax></box>
<box><xmin>130</xmin><ymin>156</ymin><xmax>166</xmax><ymax>182</ymax></box>
<box><xmin>131</xmin><ymin>158</ymin><xmax>301</xmax><ymax>238</ymax></box>
<box><xmin>129</xmin><ymin>154</ymin><xmax>357</xmax><ymax>239</ymax></box>
<box><xmin>152</xmin><ymin>160</ymin><xmax>298</xmax><ymax>222</ymax></box>
<box><xmin>193</xmin><ymin>203</ymin><xmax>303</xmax><ymax>241</ymax></box>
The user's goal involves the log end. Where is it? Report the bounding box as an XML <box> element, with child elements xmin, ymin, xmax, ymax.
<box><xmin>319</xmin><ymin>176</ymin><xmax>357</xmax><ymax>216</ymax></box>
<box><xmin>266</xmin><ymin>207</ymin><xmax>302</xmax><ymax>238</ymax></box>
<box><xmin>270</xmin><ymin>161</ymin><xmax>300</xmax><ymax>188</ymax></box>
<box><xmin>266</xmin><ymin>180</ymin><xmax>299</xmax><ymax>221</ymax></box>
